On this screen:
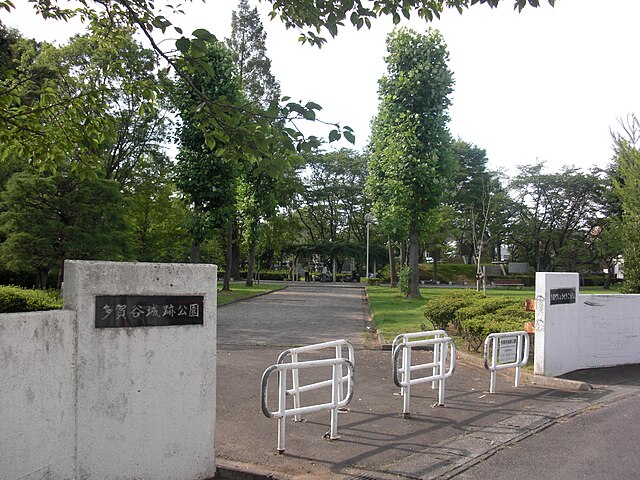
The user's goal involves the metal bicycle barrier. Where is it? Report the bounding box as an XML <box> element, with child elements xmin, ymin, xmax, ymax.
<box><xmin>260</xmin><ymin>339</ymin><xmax>355</xmax><ymax>454</ymax></box>
<box><xmin>392</xmin><ymin>330</ymin><xmax>448</xmax><ymax>392</ymax></box>
<box><xmin>277</xmin><ymin>339</ymin><xmax>355</xmax><ymax>422</ymax></box>
<box><xmin>392</xmin><ymin>331</ymin><xmax>456</xmax><ymax>415</ymax></box>
<box><xmin>483</xmin><ymin>331</ymin><xmax>530</xmax><ymax>393</ymax></box>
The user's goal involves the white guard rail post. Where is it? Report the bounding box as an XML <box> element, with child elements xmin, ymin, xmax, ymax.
<box><xmin>261</xmin><ymin>339</ymin><xmax>355</xmax><ymax>454</ymax></box>
<box><xmin>392</xmin><ymin>334</ymin><xmax>456</xmax><ymax>416</ymax></box>
<box><xmin>483</xmin><ymin>331</ymin><xmax>530</xmax><ymax>394</ymax></box>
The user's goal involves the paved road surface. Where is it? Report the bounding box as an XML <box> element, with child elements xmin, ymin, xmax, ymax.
<box><xmin>215</xmin><ymin>285</ymin><xmax>640</xmax><ymax>479</ymax></box>
<box><xmin>454</xmin><ymin>391</ymin><xmax>640</xmax><ymax>479</ymax></box>
<box><xmin>453</xmin><ymin>365</ymin><xmax>640</xmax><ymax>479</ymax></box>
<box><xmin>217</xmin><ymin>284</ymin><xmax>368</xmax><ymax>347</ymax></box>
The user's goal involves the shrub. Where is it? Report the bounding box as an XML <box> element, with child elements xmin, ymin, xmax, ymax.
<box><xmin>580</xmin><ymin>275</ymin><xmax>606</xmax><ymax>287</ymax></box>
<box><xmin>423</xmin><ymin>289</ymin><xmax>481</xmax><ymax>331</ymax></box>
<box><xmin>423</xmin><ymin>292</ymin><xmax>533</xmax><ymax>351</ymax></box>
<box><xmin>398</xmin><ymin>268</ymin><xmax>411</xmax><ymax>296</ymax></box>
<box><xmin>453</xmin><ymin>297</ymin><xmax>517</xmax><ymax>333</ymax></box>
<box><xmin>0</xmin><ymin>286</ymin><xmax>62</xmax><ymax>313</ymax></box>
<box><xmin>459</xmin><ymin>314</ymin><xmax>525</xmax><ymax>352</ymax></box>
<box><xmin>457</xmin><ymin>297</ymin><xmax>533</xmax><ymax>351</ymax></box>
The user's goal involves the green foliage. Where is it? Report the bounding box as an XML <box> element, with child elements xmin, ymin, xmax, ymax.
<box><xmin>0</xmin><ymin>170</ymin><xmax>130</xmax><ymax>288</ymax></box>
<box><xmin>368</xmin><ymin>27</ymin><xmax>456</xmax><ymax>297</ymax></box>
<box><xmin>268</xmin><ymin>0</ymin><xmax>555</xmax><ymax>46</ymax></box>
<box><xmin>423</xmin><ymin>293</ymin><xmax>532</xmax><ymax>351</ymax></box>
<box><xmin>297</xmin><ymin>149</ymin><xmax>369</xmax><ymax>245</ymax></box>
<box><xmin>0</xmin><ymin>286</ymin><xmax>62</xmax><ymax>313</ymax></box>
<box><xmin>508</xmin><ymin>162</ymin><xmax>606</xmax><ymax>272</ymax></box>
<box><xmin>612</xmin><ymin>115</ymin><xmax>640</xmax><ymax>293</ymax></box>
<box><xmin>0</xmin><ymin>21</ymin><xmax>166</xmax><ymax>176</ymax></box>
<box><xmin>449</xmin><ymin>140</ymin><xmax>512</xmax><ymax>264</ymax></box>
<box><xmin>174</xmin><ymin>40</ymin><xmax>241</xmax><ymax>261</ymax></box>
<box><xmin>226</xmin><ymin>2</ymin><xmax>301</xmax><ymax>285</ymax></box>
<box><xmin>423</xmin><ymin>289</ymin><xmax>481</xmax><ymax>331</ymax></box>
<box><xmin>454</xmin><ymin>297</ymin><xmax>522</xmax><ymax>333</ymax></box>
<box><xmin>398</xmin><ymin>267</ymin><xmax>411</xmax><ymax>297</ymax></box>
<box><xmin>459</xmin><ymin>314</ymin><xmax>525</xmax><ymax>352</ymax></box>
<box><xmin>227</xmin><ymin>0</ymin><xmax>281</xmax><ymax>108</ymax></box>
<box><xmin>125</xmin><ymin>156</ymin><xmax>192</xmax><ymax>262</ymax></box>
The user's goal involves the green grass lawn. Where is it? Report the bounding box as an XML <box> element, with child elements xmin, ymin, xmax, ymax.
<box><xmin>217</xmin><ymin>282</ymin><xmax>285</xmax><ymax>306</ymax></box>
<box><xmin>367</xmin><ymin>284</ymin><xmax>620</xmax><ymax>342</ymax></box>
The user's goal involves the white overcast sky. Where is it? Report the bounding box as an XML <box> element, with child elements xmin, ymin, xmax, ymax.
<box><xmin>2</xmin><ymin>0</ymin><xmax>639</xmax><ymax>176</ymax></box>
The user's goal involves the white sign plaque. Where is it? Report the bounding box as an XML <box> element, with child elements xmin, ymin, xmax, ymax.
<box><xmin>498</xmin><ymin>336</ymin><xmax>518</xmax><ymax>364</ymax></box>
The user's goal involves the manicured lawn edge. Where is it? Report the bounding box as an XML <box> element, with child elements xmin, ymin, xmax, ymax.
<box><xmin>217</xmin><ymin>282</ymin><xmax>286</xmax><ymax>307</ymax></box>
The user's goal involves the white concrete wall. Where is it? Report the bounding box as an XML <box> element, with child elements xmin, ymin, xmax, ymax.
<box><xmin>64</xmin><ymin>260</ymin><xmax>217</xmax><ymax>480</ymax></box>
<box><xmin>0</xmin><ymin>310</ymin><xmax>76</xmax><ymax>480</ymax></box>
<box><xmin>534</xmin><ymin>273</ymin><xmax>580</xmax><ymax>376</ymax></box>
<box><xmin>577</xmin><ymin>293</ymin><xmax>640</xmax><ymax>368</ymax></box>
<box><xmin>535</xmin><ymin>272</ymin><xmax>640</xmax><ymax>376</ymax></box>
<box><xmin>1</xmin><ymin>261</ymin><xmax>217</xmax><ymax>480</ymax></box>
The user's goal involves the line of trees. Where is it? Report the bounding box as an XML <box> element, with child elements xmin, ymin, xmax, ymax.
<box><xmin>2</xmin><ymin>0</ymin><xmax>639</xmax><ymax>294</ymax></box>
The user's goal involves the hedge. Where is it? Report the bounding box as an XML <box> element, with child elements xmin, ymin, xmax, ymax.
<box><xmin>423</xmin><ymin>289</ymin><xmax>482</xmax><ymax>331</ymax></box>
<box><xmin>459</xmin><ymin>314</ymin><xmax>525</xmax><ymax>352</ymax></box>
<box><xmin>423</xmin><ymin>291</ymin><xmax>533</xmax><ymax>352</ymax></box>
<box><xmin>456</xmin><ymin>299</ymin><xmax>533</xmax><ymax>351</ymax></box>
<box><xmin>453</xmin><ymin>297</ymin><xmax>518</xmax><ymax>333</ymax></box>
<box><xmin>0</xmin><ymin>286</ymin><xmax>63</xmax><ymax>313</ymax></box>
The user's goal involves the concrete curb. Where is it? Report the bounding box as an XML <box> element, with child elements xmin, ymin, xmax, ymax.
<box><xmin>375</xmin><ymin>333</ymin><xmax>593</xmax><ymax>392</ymax></box>
<box><xmin>218</xmin><ymin>285</ymin><xmax>288</xmax><ymax>308</ymax></box>
<box><xmin>456</xmin><ymin>350</ymin><xmax>592</xmax><ymax>391</ymax></box>
<box><xmin>215</xmin><ymin>459</ymin><xmax>291</xmax><ymax>480</ymax></box>
<box><xmin>520</xmin><ymin>371</ymin><xmax>593</xmax><ymax>391</ymax></box>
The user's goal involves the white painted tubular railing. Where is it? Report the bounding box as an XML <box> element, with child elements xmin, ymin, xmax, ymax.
<box><xmin>392</xmin><ymin>335</ymin><xmax>456</xmax><ymax>415</ymax></box>
<box><xmin>392</xmin><ymin>330</ymin><xmax>448</xmax><ymax>392</ymax></box>
<box><xmin>276</xmin><ymin>339</ymin><xmax>355</xmax><ymax>422</ymax></box>
<box><xmin>261</xmin><ymin>339</ymin><xmax>355</xmax><ymax>454</ymax></box>
<box><xmin>483</xmin><ymin>331</ymin><xmax>530</xmax><ymax>394</ymax></box>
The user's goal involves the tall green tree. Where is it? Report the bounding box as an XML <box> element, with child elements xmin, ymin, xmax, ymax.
<box><xmin>0</xmin><ymin>169</ymin><xmax>130</xmax><ymax>288</ymax></box>
<box><xmin>292</xmin><ymin>148</ymin><xmax>371</xmax><ymax>274</ymax></box>
<box><xmin>227</xmin><ymin>0</ymin><xmax>281</xmax><ymax>108</ymax></box>
<box><xmin>173</xmin><ymin>41</ymin><xmax>241</xmax><ymax>267</ymax></box>
<box><xmin>450</xmin><ymin>140</ymin><xmax>493</xmax><ymax>263</ymax></box>
<box><xmin>48</xmin><ymin>23</ymin><xmax>167</xmax><ymax>185</ymax></box>
<box><xmin>226</xmin><ymin>0</ymin><xmax>290</xmax><ymax>285</ymax></box>
<box><xmin>1</xmin><ymin>0</ymin><xmax>549</xmax><ymax>174</ymax></box>
<box><xmin>508</xmin><ymin>163</ymin><xmax>606</xmax><ymax>272</ymax></box>
<box><xmin>0</xmin><ymin>19</ymin><xmax>163</xmax><ymax>177</ymax></box>
<box><xmin>612</xmin><ymin>114</ymin><xmax>640</xmax><ymax>293</ymax></box>
<box><xmin>368</xmin><ymin>27</ymin><xmax>456</xmax><ymax>297</ymax></box>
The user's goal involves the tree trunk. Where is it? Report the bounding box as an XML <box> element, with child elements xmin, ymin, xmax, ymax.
<box><xmin>223</xmin><ymin>222</ymin><xmax>232</xmax><ymax>291</ymax></box>
<box><xmin>230</xmin><ymin>220</ymin><xmax>241</xmax><ymax>280</ymax></box>
<box><xmin>245</xmin><ymin>240</ymin><xmax>256</xmax><ymax>287</ymax></box>
<box><xmin>36</xmin><ymin>267</ymin><xmax>49</xmax><ymax>290</ymax></box>
<box><xmin>603</xmin><ymin>261</ymin><xmax>613</xmax><ymax>290</ymax></box>
<box><xmin>433</xmin><ymin>258</ymin><xmax>439</xmax><ymax>283</ymax></box>
<box><xmin>388</xmin><ymin>240</ymin><xmax>398</xmax><ymax>288</ymax></box>
<box><xmin>190</xmin><ymin>239</ymin><xmax>201</xmax><ymax>263</ymax></box>
<box><xmin>57</xmin><ymin>258</ymin><xmax>65</xmax><ymax>291</ymax></box>
<box><xmin>408</xmin><ymin>227</ymin><xmax>421</xmax><ymax>298</ymax></box>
